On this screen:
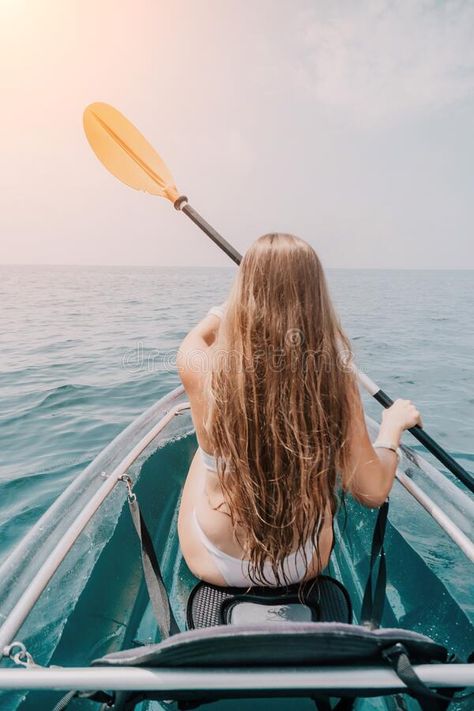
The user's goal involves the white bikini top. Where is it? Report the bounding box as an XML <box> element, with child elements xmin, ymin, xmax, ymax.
<box><xmin>199</xmin><ymin>446</ymin><xmax>219</xmax><ymax>472</ymax></box>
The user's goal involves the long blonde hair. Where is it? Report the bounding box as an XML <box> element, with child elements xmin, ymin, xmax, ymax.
<box><xmin>205</xmin><ymin>233</ymin><xmax>355</xmax><ymax>585</ymax></box>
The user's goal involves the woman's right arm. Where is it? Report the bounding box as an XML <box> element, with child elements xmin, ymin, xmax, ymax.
<box><xmin>342</xmin><ymin>385</ymin><xmax>422</xmax><ymax>508</ymax></box>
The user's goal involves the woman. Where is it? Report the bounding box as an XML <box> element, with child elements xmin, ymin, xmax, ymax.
<box><xmin>177</xmin><ymin>233</ymin><xmax>421</xmax><ymax>588</ymax></box>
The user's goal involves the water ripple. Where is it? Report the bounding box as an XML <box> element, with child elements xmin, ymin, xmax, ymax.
<box><xmin>0</xmin><ymin>265</ymin><xmax>472</xmax><ymax>568</ymax></box>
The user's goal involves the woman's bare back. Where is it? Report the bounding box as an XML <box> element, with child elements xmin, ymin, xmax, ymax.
<box><xmin>178</xmin><ymin>447</ymin><xmax>335</xmax><ymax>585</ymax></box>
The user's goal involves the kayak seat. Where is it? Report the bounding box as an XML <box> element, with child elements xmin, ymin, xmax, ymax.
<box><xmin>92</xmin><ymin>621</ymin><xmax>447</xmax><ymax>669</ymax></box>
<box><xmin>85</xmin><ymin>501</ymin><xmax>468</xmax><ymax>711</ymax></box>
<box><xmin>186</xmin><ymin>574</ymin><xmax>352</xmax><ymax>629</ymax></box>
<box><xmin>91</xmin><ymin>623</ymin><xmax>457</xmax><ymax>711</ymax></box>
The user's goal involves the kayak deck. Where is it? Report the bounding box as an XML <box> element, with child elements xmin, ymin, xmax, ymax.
<box><xmin>0</xmin><ymin>387</ymin><xmax>472</xmax><ymax>710</ymax></box>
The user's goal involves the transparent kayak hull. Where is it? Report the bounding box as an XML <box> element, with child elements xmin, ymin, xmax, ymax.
<box><xmin>0</xmin><ymin>386</ymin><xmax>472</xmax><ymax>710</ymax></box>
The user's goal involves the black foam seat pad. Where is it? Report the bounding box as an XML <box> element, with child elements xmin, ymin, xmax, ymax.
<box><xmin>187</xmin><ymin>575</ymin><xmax>352</xmax><ymax>629</ymax></box>
<box><xmin>92</xmin><ymin>622</ymin><xmax>447</xmax><ymax>669</ymax></box>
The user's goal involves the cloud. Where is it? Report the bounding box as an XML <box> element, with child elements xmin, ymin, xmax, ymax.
<box><xmin>293</xmin><ymin>0</ymin><xmax>474</xmax><ymax>125</ymax></box>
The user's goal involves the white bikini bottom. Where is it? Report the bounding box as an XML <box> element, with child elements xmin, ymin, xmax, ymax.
<box><xmin>192</xmin><ymin>508</ymin><xmax>317</xmax><ymax>587</ymax></box>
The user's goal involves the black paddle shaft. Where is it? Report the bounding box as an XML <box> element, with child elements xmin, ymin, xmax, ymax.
<box><xmin>181</xmin><ymin>203</ymin><xmax>242</xmax><ymax>265</ymax></box>
<box><xmin>178</xmin><ymin>201</ymin><xmax>474</xmax><ymax>495</ymax></box>
<box><xmin>374</xmin><ymin>389</ymin><xmax>474</xmax><ymax>494</ymax></box>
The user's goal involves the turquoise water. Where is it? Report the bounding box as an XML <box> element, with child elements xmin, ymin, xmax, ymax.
<box><xmin>0</xmin><ymin>265</ymin><xmax>472</xmax><ymax>566</ymax></box>
<box><xmin>0</xmin><ymin>266</ymin><xmax>473</xmax><ymax>710</ymax></box>
<box><xmin>0</xmin><ymin>266</ymin><xmax>474</xmax><ymax>560</ymax></box>
<box><xmin>1</xmin><ymin>413</ymin><xmax>471</xmax><ymax>711</ymax></box>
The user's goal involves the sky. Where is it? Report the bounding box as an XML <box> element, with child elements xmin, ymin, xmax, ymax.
<box><xmin>1</xmin><ymin>0</ymin><xmax>473</xmax><ymax>268</ymax></box>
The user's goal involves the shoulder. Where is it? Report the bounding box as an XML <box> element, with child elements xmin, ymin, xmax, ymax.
<box><xmin>177</xmin><ymin>342</ymin><xmax>214</xmax><ymax>450</ymax></box>
<box><xmin>177</xmin><ymin>336</ymin><xmax>211</xmax><ymax>392</ymax></box>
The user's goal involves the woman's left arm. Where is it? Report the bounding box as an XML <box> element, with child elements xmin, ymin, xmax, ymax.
<box><xmin>177</xmin><ymin>310</ymin><xmax>223</xmax><ymax>394</ymax></box>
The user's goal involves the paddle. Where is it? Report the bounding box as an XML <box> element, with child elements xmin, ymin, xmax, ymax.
<box><xmin>83</xmin><ymin>102</ymin><xmax>474</xmax><ymax>495</ymax></box>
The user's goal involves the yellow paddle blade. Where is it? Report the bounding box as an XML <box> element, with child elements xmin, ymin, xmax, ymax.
<box><xmin>83</xmin><ymin>102</ymin><xmax>179</xmax><ymax>202</ymax></box>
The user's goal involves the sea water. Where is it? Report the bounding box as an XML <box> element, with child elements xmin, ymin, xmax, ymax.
<box><xmin>0</xmin><ymin>265</ymin><xmax>472</xmax><ymax>711</ymax></box>
<box><xmin>0</xmin><ymin>265</ymin><xmax>472</xmax><ymax>565</ymax></box>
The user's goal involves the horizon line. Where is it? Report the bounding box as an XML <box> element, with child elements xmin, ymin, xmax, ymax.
<box><xmin>0</xmin><ymin>263</ymin><xmax>473</xmax><ymax>271</ymax></box>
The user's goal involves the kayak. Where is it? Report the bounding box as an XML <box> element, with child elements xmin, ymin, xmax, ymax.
<box><xmin>0</xmin><ymin>385</ymin><xmax>473</xmax><ymax>710</ymax></box>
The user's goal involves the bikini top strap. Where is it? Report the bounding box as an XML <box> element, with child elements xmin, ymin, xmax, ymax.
<box><xmin>199</xmin><ymin>445</ymin><xmax>219</xmax><ymax>472</ymax></box>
